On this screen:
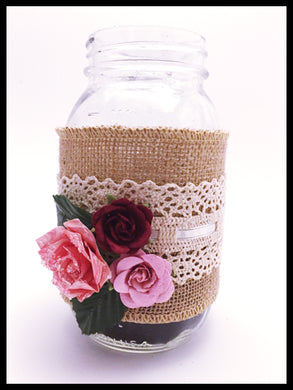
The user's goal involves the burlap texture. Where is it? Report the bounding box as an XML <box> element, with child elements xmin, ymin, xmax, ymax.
<box><xmin>56</xmin><ymin>125</ymin><xmax>228</xmax><ymax>323</ymax></box>
<box><xmin>123</xmin><ymin>266</ymin><xmax>220</xmax><ymax>323</ymax></box>
<box><xmin>56</xmin><ymin>125</ymin><xmax>228</xmax><ymax>186</ymax></box>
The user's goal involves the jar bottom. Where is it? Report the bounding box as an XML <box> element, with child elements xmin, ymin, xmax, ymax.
<box><xmin>89</xmin><ymin>307</ymin><xmax>210</xmax><ymax>353</ymax></box>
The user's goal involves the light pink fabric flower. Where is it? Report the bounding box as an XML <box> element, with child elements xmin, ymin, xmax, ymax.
<box><xmin>36</xmin><ymin>219</ymin><xmax>111</xmax><ymax>302</ymax></box>
<box><xmin>110</xmin><ymin>249</ymin><xmax>174</xmax><ymax>308</ymax></box>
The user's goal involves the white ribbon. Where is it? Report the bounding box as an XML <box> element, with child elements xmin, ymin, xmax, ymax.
<box><xmin>151</xmin><ymin>222</ymin><xmax>216</xmax><ymax>241</ymax></box>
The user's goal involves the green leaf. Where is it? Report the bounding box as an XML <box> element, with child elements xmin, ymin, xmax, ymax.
<box><xmin>106</xmin><ymin>193</ymin><xmax>117</xmax><ymax>204</ymax></box>
<box><xmin>53</xmin><ymin>195</ymin><xmax>93</xmax><ymax>229</ymax></box>
<box><xmin>71</xmin><ymin>284</ymin><xmax>127</xmax><ymax>335</ymax></box>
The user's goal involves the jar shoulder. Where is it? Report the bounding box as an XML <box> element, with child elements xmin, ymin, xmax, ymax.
<box><xmin>67</xmin><ymin>85</ymin><xmax>218</xmax><ymax>129</ymax></box>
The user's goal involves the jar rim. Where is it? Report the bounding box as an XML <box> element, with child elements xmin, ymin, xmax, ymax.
<box><xmin>85</xmin><ymin>25</ymin><xmax>208</xmax><ymax>80</ymax></box>
<box><xmin>86</xmin><ymin>25</ymin><xmax>206</xmax><ymax>51</ymax></box>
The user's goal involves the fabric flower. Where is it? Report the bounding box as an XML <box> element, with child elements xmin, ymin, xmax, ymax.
<box><xmin>109</xmin><ymin>249</ymin><xmax>174</xmax><ymax>308</ymax></box>
<box><xmin>36</xmin><ymin>219</ymin><xmax>111</xmax><ymax>302</ymax></box>
<box><xmin>92</xmin><ymin>198</ymin><xmax>153</xmax><ymax>254</ymax></box>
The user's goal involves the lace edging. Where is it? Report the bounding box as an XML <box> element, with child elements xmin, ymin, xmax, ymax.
<box><xmin>58</xmin><ymin>174</ymin><xmax>225</xmax><ymax>285</ymax></box>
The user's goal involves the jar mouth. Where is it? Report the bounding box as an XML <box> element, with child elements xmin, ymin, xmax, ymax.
<box><xmin>85</xmin><ymin>25</ymin><xmax>208</xmax><ymax>80</ymax></box>
<box><xmin>86</xmin><ymin>25</ymin><xmax>206</xmax><ymax>50</ymax></box>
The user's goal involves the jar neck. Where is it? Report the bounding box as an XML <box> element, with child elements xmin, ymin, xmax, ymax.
<box><xmin>84</xmin><ymin>26</ymin><xmax>209</xmax><ymax>89</ymax></box>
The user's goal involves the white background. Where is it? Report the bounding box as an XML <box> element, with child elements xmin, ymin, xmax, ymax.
<box><xmin>7</xmin><ymin>6</ymin><xmax>286</xmax><ymax>384</ymax></box>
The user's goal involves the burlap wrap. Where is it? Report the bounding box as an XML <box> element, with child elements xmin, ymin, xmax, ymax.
<box><xmin>56</xmin><ymin>125</ymin><xmax>228</xmax><ymax>324</ymax></box>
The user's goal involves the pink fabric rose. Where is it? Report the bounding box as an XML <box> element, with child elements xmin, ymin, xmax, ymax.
<box><xmin>110</xmin><ymin>249</ymin><xmax>174</xmax><ymax>308</ymax></box>
<box><xmin>36</xmin><ymin>219</ymin><xmax>111</xmax><ymax>302</ymax></box>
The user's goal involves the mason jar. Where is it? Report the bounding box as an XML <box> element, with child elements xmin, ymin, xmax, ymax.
<box><xmin>57</xmin><ymin>26</ymin><xmax>228</xmax><ymax>352</ymax></box>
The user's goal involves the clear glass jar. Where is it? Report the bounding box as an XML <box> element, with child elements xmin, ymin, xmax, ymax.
<box><xmin>67</xmin><ymin>26</ymin><xmax>218</xmax><ymax>129</ymax></box>
<box><xmin>66</xmin><ymin>26</ymin><xmax>219</xmax><ymax>353</ymax></box>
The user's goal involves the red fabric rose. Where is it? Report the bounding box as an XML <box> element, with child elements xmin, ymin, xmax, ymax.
<box><xmin>92</xmin><ymin>198</ymin><xmax>153</xmax><ymax>254</ymax></box>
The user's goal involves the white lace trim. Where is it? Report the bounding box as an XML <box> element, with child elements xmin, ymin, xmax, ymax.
<box><xmin>58</xmin><ymin>174</ymin><xmax>225</xmax><ymax>285</ymax></box>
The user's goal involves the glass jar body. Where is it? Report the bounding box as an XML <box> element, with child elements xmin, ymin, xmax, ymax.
<box><xmin>67</xmin><ymin>75</ymin><xmax>218</xmax><ymax>130</ymax></box>
<box><xmin>66</xmin><ymin>26</ymin><xmax>219</xmax><ymax>352</ymax></box>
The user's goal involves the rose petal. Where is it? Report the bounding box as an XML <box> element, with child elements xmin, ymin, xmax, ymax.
<box><xmin>116</xmin><ymin>256</ymin><xmax>144</xmax><ymax>273</ymax></box>
<box><xmin>67</xmin><ymin>280</ymin><xmax>97</xmax><ymax>302</ymax></box>
<box><xmin>92</xmin><ymin>203</ymin><xmax>114</xmax><ymax>225</ymax></box>
<box><xmin>126</xmin><ymin>203</ymin><xmax>148</xmax><ymax>234</ymax></box>
<box><xmin>107</xmin><ymin>219</ymin><xmax>121</xmax><ymax>242</ymax></box>
<box><xmin>94</xmin><ymin>218</ymin><xmax>110</xmax><ymax>252</ymax></box>
<box><xmin>119</xmin><ymin>292</ymin><xmax>138</xmax><ymax>308</ymax></box>
<box><xmin>128</xmin><ymin>222</ymin><xmax>151</xmax><ymax>249</ymax></box>
<box><xmin>155</xmin><ymin>277</ymin><xmax>175</xmax><ymax>303</ymax></box>
<box><xmin>87</xmin><ymin>247</ymin><xmax>111</xmax><ymax>289</ymax></box>
<box><xmin>63</xmin><ymin>230</ymin><xmax>89</xmax><ymax>260</ymax></box>
<box><xmin>130</xmin><ymin>277</ymin><xmax>156</xmax><ymax>292</ymax></box>
<box><xmin>159</xmin><ymin>286</ymin><xmax>174</xmax><ymax>303</ymax></box>
<box><xmin>38</xmin><ymin>237</ymin><xmax>68</xmax><ymax>270</ymax></box>
<box><xmin>64</xmin><ymin>219</ymin><xmax>97</xmax><ymax>250</ymax></box>
<box><xmin>36</xmin><ymin>226</ymin><xmax>65</xmax><ymax>249</ymax></box>
<box><xmin>128</xmin><ymin>265</ymin><xmax>157</xmax><ymax>292</ymax></box>
<box><xmin>128</xmin><ymin>264</ymin><xmax>151</xmax><ymax>291</ymax></box>
<box><xmin>141</xmin><ymin>254</ymin><xmax>169</xmax><ymax>279</ymax></box>
<box><xmin>128</xmin><ymin>288</ymin><xmax>157</xmax><ymax>307</ymax></box>
<box><xmin>137</xmin><ymin>204</ymin><xmax>153</xmax><ymax>224</ymax></box>
<box><xmin>109</xmin><ymin>257</ymin><xmax>119</xmax><ymax>282</ymax></box>
<box><xmin>105</xmin><ymin>236</ymin><xmax>131</xmax><ymax>254</ymax></box>
<box><xmin>108</xmin><ymin>214</ymin><xmax>135</xmax><ymax>242</ymax></box>
<box><xmin>113</xmin><ymin>270</ymin><xmax>130</xmax><ymax>293</ymax></box>
<box><xmin>132</xmin><ymin>249</ymin><xmax>146</xmax><ymax>257</ymax></box>
<box><xmin>141</xmin><ymin>271</ymin><xmax>158</xmax><ymax>289</ymax></box>
<box><xmin>148</xmin><ymin>268</ymin><xmax>174</xmax><ymax>297</ymax></box>
<box><xmin>129</xmin><ymin>265</ymin><xmax>150</xmax><ymax>283</ymax></box>
<box><xmin>115</xmin><ymin>215</ymin><xmax>136</xmax><ymax>240</ymax></box>
<box><xmin>111</xmin><ymin>198</ymin><xmax>132</xmax><ymax>207</ymax></box>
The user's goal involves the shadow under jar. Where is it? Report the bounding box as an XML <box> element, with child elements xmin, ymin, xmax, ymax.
<box><xmin>59</xmin><ymin>26</ymin><xmax>228</xmax><ymax>353</ymax></box>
